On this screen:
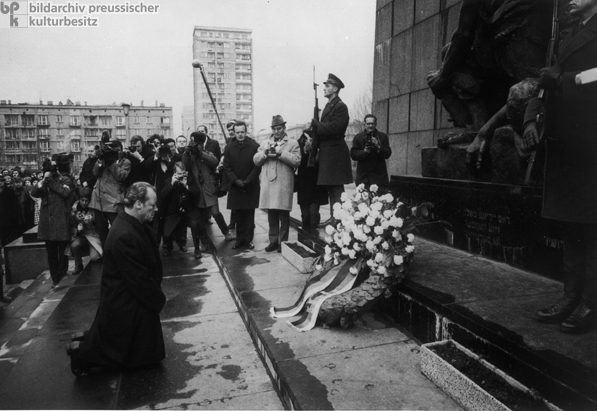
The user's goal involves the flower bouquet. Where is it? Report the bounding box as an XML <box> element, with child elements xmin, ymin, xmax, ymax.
<box><xmin>271</xmin><ymin>184</ymin><xmax>431</xmax><ymax>331</ymax></box>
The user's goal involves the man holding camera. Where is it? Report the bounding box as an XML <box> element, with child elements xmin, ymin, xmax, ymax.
<box><xmin>253</xmin><ymin>115</ymin><xmax>300</xmax><ymax>252</ymax></box>
<box><xmin>350</xmin><ymin>114</ymin><xmax>392</xmax><ymax>190</ymax></box>
<box><xmin>89</xmin><ymin>135</ymin><xmax>131</xmax><ymax>248</ymax></box>
<box><xmin>123</xmin><ymin>135</ymin><xmax>151</xmax><ymax>187</ymax></box>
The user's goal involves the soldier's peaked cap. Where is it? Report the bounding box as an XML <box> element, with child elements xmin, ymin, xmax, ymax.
<box><xmin>323</xmin><ymin>73</ymin><xmax>345</xmax><ymax>89</ymax></box>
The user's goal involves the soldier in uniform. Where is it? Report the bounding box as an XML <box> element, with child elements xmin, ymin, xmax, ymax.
<box><xmin>311</xmin><ymin>73</ymin><xmax>353</xmax><ymax>225</ymax></box>
<box><xmin>523</xmin><ymin>0</ymin><xmax>597</xmax><ymax>334</ymax></box>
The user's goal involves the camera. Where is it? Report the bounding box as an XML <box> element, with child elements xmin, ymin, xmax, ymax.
<box><xmin>184</xmin><ymin>143</ymin><xmax>202</xmax><ymax>156</ymax></box>
<box><xmin>127</xmin><ymin>145</ymin><xmax>137</xmax><ymax>153</ymax></box>
<box><xmin>364</xmin><ymin>134</ymin><xmax>378</xmax><ymax>153</ymax></box>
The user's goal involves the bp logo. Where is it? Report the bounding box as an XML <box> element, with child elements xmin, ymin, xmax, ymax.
<box><xmin>0</xmin><ymin>1</ymin><xmax>28</xmax><ymax>28</ymax></box>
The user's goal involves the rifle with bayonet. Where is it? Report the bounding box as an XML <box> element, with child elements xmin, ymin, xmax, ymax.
<box><xmin>525</xmin><ymin>0</ymin><xmax>559</xmax><ymax>185</ymax></box>
<box><xmin>308</xmin><ymin>66</ymin><xmax>320</xmax><ymax>167</ymax></box>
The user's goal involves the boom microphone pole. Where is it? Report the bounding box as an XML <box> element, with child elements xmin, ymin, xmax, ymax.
<box><xmin>192</xmin><ymin>59</ymin><xmax>229</xmax><ymax>144</ymax></box>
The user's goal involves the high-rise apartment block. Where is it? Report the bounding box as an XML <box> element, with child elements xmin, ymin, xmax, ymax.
<box><xmin>192</xmin><ymin>26</ymin><xmax>254</xmax><ymax>144</ymax></box>
<box><xmin>0</xmin><ymin>100</ymin><xmax>173</xmax><ymax>172</ymax></box>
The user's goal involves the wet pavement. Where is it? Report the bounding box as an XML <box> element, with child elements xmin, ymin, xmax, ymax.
<box><xmin>0</xmin><ymin>193</ymin><xmax>462</xmax><ymax>410</ymax></box>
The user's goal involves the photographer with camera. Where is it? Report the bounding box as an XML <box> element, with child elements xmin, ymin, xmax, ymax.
<box><xmin>79</xmin><ymin>145</ymin><xmax>100</xmax><ymax>190</ymax></box>
<box><xmin>350</xmin><ymin>114</ymin><xmax>392</xmax><ymax>191</ymax></box>
<box><xmin>89</xmin><ymin>132</ymin><xmax>132</xmax><ymax>248</ymax></box>
<box><xmin>30</xmin><ymin>154</ymin><xmax>77</xmax><ymax>288</ymax></box>
<box><xmin>123</xmin><ymin>135</ymin><xmax>151</xmax><ymax>187</ymax></box>
<box><xmin>182</xmin><ymin>131</ymin><xmax>232</xmax><ymax>257</ymax></box>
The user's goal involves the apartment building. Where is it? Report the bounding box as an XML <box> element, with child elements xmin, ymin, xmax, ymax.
<box><xmin>0</xmin><ymin>100</ymin><xmax>173</xmax><ymax>172</ymax></box>
<box><xmin>192</xmin><ymin>26</ymin><xmax>254</xmax><ymax>145</ymax></box>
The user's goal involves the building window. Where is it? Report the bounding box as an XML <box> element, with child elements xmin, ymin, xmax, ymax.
<box><xmin>100</xmin><ymin>116</ymin><xmax>111</xmax><ymax>126</ymax></box>
<box><xmin>146</xmin><ymin>116</ymin><xmax>153</xmax><ymax>124</ymax></box>
<box><xmin>115</xmin><ymin>129</ymin><xmax>126</xmax><ymax>139</ymax></box>
<box><xmin>39</xmin><ymin>129</ymin><xmax>50</xmax><ymax>138</ymax></box>
<box><xmin>70</xmin><ymin>116</ymin><xmax>81</xmax><ymax>126</ymax></box>
<box><xmin>116</xmin><ymin>116</ymin><xmax>125</xmax><ymax>126</ymax></box>
<box><xmin>85</xmin><ymin>128</ymin><xmax>98</xmax><ymax>137</ymax></box>
<box><xmin>133</xmin><ymin>116</ymin><xmax>140</xmax><ymax>124</ymax></box>
<box><xmin>74</xmin><ymin>154</ymin><xmax>81</xmax><ymax>162</ymax></box>
<box><xmin>5</xmin><ymin>129</ymin><xmax>18</xmax><ymax>139</ymax></box>
<box><xmin>22</xmin><ymin>115</ymin><xmax>34</xmax><ymax>126</ymax></box>
<box><xmin>38</xmin><ymin>115</ymin><xmax>49</xmax><ymax>125</ymax></box>
<box><xmin>56</xmin><ymin>115</ymin><xmax>63</xmax><ymax>123</ymax></box>
<box><xmin>23</xmin><ymin>129</ymin><xmax>36</xmax><ymax>139</ymax></box>
<box><xmin>161</xmin><ymin>117</ymin><xmax>170</xmax><ymax>124</ymax></box>
<box><xmin>57</xmin><ymin>142</ymin><xmax>64</xmax><ymax>151</ymax></box>
<box><xmin>5</xmin><ymin>114</ymin><xmax>19</xmax><ymax>126</ymax></box>
<box><xmin>40</xmin><ymin>142</ymin><xmax>50</xmax><ymax>151</ymax></box>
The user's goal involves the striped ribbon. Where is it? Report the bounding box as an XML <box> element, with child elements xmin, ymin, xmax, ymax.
<box><xmin>271</xmin><ymin>258</ymin><xmax>362</xmax><ymax>332</ymax></box>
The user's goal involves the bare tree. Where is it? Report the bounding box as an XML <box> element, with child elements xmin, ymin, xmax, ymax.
<box><xmin>351</xmin><ymin>74</ymin><xmax>373</xmax><ymax>134</ymax></box>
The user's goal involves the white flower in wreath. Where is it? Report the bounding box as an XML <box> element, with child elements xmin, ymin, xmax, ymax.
<box><xmin>374</xmin><ymin>226</ymin><xmax>384</xmax><ymax>235</ymax></box>
<box><xmin>389</xmin><ymin>217</ymin><xmax>403</xmax><ymax>228</ymax></box>
<box><xmin>325</xmin><ymin>225</ymin><xmax>336</xmax><ymax>235</ymax></box>
<box><xmin>354</xmin><ymin>192</ymin><xmax>362</xmax><ymax>201</ymax></box>
<box><xmin>325</xmin><ymin>245</ymin><xmax>332</xmax><ymax>255</ymax></box>
<box><xmin>325</xmin><ymin>235</ymin><xmax>333</xmax><ymax>244</ymax></box>
<box><xmin>333</xmin><ymin>202</ymin><xmax>342</xmax><ymax>211</ymax></box>
<box><xmin>362</xmin><ymin>191</ymin><xmax>369</xmax><ymax>199</ymax></box>
<box><xmin>315</xmin><ymin>264</ymin><xmax>323</xmax><ymax>271</ymax></box>
<box><xmin>363</xmin><ymin>225</ymin><xmax>371</xmax><ymax>234</ymax></box>
<box><xmin>377</xmin><ymin>265</ymin><xmax>387</xmax><ymax>275</ymax></box>
<box><xmin>370</xmin><ymin>184</ymin><xmax>379</xmax><ymax>193</ymax></box>
<box><xmin>366</xmin><ymin>216</ymin><xmax>375</xmax><ymax>226</ymax></box>
<box><xmin>407</xmin><ymin>233</ymin><xmax>415</xmax><ymax>243</ymax></box>
<box><xmin>394</xmin><ymin>255</ymin><xmax>404</xmax><ymax>265</ymax></box>
<box><xmin>341</xmin><ymin>247</ymin><xmax>350</xmax><ymax>255</ymax></box>
<box><xmin>366</xmin><ymin>259</ymin><xmax>377</xmax><ymax>268</ymax></box>
<box><xmin>406</xmin><ymin>245</ymin><xmax>415</xmax><ymax>253</ymax></box>
<box><xmin>324</xmin><ymin>254</ymin><xmax>332</xmax><ymax>262</ymax></box>
<box><xmin>382</xmin><ymin>193</ymin><xmax>395</xmax><ymax>202</ymax></box>
<box><xmin>342</xmin><ymin>232</ymin><xmax>351</xmax><ymax>244</ymax></box>
<box><xmin>383</xmin><ymin>209</ymin><xmax>394</xmax><ymax>219</ymax></box>
<box><xmin>342</xmin><ymin>201</ymin><xmax>352</xmax><ymax>211</ymax></box>
<box><xmin>348</xmin><ymin>249</ymin><xmax>357</xmax><ymax>259</ymax></box>
<box><xmin>356</xmin><ymin>183</ymin><xmax>365</xmax><ymax>193</ymax></box>
<box><xmin>357</xmin><ymin>202</ymin><xmax>368</xmax><ymax>213</ymax></box>
<box><xmin>340</xmin><ymin>192</ymin><xmax>348</xmax><ymax>202</ymax></box>
<box><xmin>381</xmin><ymin>220</ymin><xmax>390</xmax><ymax>230</ymax></box>
<box><xmin>373</xmin><ymin>236</ymin><xmax>382</xmax><ymax>245</ymax></box>
<box><xmin>375</xmin><ymin>252</ymin><xmax>384</xmax><ymax>263</ymax></box>
<box><xmin>371</xmin><ymin>201</ymin><xmax>383</xmax><ymax>211</ymax></box>
<box><xmin>353</xmin><ymin>242</ymin><xmax>362</xmax><ymax>252</ymax></box>
<box><xmin>349</xmin><ymin>266</ymin><xmax>359</xmax><ymax>275</ymax></box>
<box><xmin>369</xmin><ymin>209</ymin><xmax>380</xmax><ymax>220</ymax></box>
<box><xmin>392</xmin><ymin>230</ymin><xmax>400</xmax><ymax>239</ymax></box>
<box><xmin>382</xmin><ymin>241</ymin><xmax>390</xmax><ymax>250</ymax></box>
<box><xmin>366</xmin><ymin>240</ymin><xmax>375</xmax><ymax>252</ymax></box>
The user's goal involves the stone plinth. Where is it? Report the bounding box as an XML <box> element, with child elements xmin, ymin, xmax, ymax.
<box><xmin>4</xmin><ymin>235</ymin><xmax>48</xmax><ymax>284</ymax></box>
<box><xmin>422</xmin><ymin>144</ymin><xmax>476</xmax><ymax>181</ymax></box>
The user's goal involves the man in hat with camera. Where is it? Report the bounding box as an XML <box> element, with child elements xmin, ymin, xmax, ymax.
<box><xmin>351</xmin><ymin>114</ymin><xmax>392</xmax><ymax>190</ymax></box>
<box><xmin>254</xmin><ymin>115</ymin><xmax>301</xmax><ymax>252</ymax></box>
<box><xmin>311</xmin><ymin>73</ymin><xmax>353</xmax><ymax>225</ymax></box>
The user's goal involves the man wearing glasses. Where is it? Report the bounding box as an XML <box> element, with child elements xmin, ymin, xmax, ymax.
<box><xmin>350</xmin><ymin>114</ymin><xmax>392</xmax><ymax>191</ymax></box>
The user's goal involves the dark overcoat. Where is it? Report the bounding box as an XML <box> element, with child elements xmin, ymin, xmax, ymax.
<box><xmin>79</xmin><ymin>211</ymin><xmax>166</xmax><ymax>368</ymax></box>
<box><xmin>314</xmin><ymin>96</ymin><xmax>353</xmax><ymax>186</ymax></box>
<box><xmin>223</xmin><ymin>138</ymin><xmax>261</xmax><ymax>210</ymax></box>
<box><xmin>525</xmin><ymin>15</ymin><xmax>597</xmax><ymax>224</ymax></box>
<box><xmin>296</xmin><ymin>135</ymin><xmax>328</xmax><ymax>206</ymax></box>
<box><xmin>350</xmin><ymin>129</ymin><xmax>392</xmax><ymax>187</ymax></box>
<box><xmin>30</xmin><ymin>174</ymin><xmax>75</xmax><ymax>241</ymax></box>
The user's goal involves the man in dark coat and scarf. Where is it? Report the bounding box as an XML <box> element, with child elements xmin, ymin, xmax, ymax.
<box><xmin>66</xmin><ymin>182</ymin><xmax>166</xmax><ymax>376</ymax></box>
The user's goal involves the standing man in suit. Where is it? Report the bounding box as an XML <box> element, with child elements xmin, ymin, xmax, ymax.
<box><xmin>350</xmin><ymin>114</ymin><xmax>392</xmax><ymax>191</ymax></box>
<box><xmin>311</xmin><ymin>73</ymin><xmax>353</xmax><ymax>225</ymax></box>
<box><xmin>523</xmin><ymin>0</ymin><xmax>597</xmax><ymax>334</ymax></box>
<box><xmin>223</xmin><ymin>121</ymin><xmax>260</xmax><ymax>250</ymax></box>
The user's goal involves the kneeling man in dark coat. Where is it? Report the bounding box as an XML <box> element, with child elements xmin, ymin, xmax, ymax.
<box><xmin>66</xmin><ymin>182</ymin><xmax>166</xmax><ymax>376</ymax></box>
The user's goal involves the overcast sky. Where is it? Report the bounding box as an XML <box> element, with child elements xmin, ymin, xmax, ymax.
<box><xmin>0</xmin><ymin>0</ymin><xmax>376</xmax><ymax>135</ymax></box>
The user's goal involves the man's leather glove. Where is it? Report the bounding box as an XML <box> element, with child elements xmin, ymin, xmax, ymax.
<box><xmin>234</xmin><ymin>179</ymin><xmax>247</xmax><ymax>188</ymax></box>
<box><xmin>522</xmin><ymin>122</ymin><xmax>540</xmax><ymax>150</ymax></box>
<box><xmin>539</xmin><ymin>65</ymin><xmax>562</xmax><ymax>91</ymax></box>
<box><xmin>310</xmin><ymin>118</ymin><xmax>318</xmax><ymax>130</ymax></box>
